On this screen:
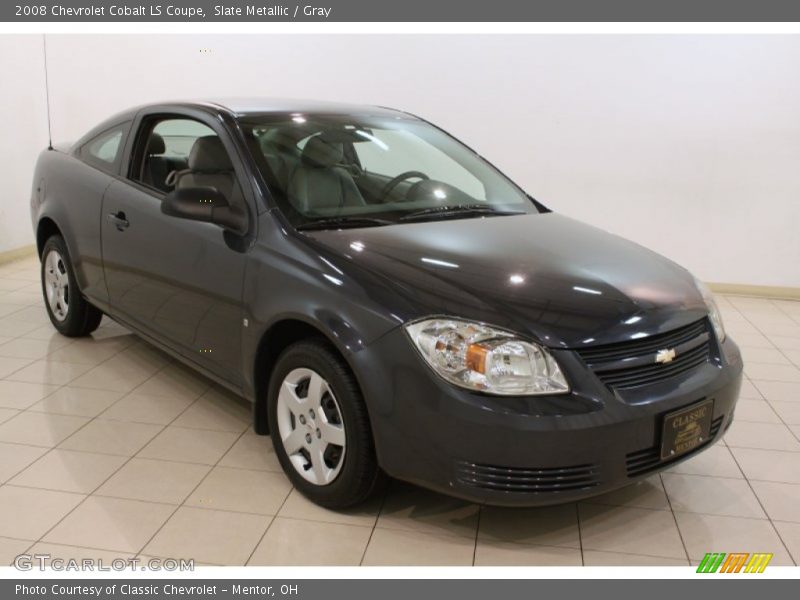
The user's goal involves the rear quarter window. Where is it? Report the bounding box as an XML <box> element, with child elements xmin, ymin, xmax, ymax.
<box><xmin>79</xmin><ymin>122</ymin><xmax>130</xmax><ymax>173</ymax></box>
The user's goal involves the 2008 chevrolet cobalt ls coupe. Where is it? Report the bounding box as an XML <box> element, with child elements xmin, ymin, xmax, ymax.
<box><xmin>30</xmin><ymin>99</ymin><xmax>742</xmax><ymax>508</ymax></box>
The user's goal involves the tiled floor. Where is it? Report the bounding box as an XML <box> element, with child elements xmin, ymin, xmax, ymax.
<box><xmin>1</xmin><ymin>254</ymin><xmax>799</xmax><ymax>567</ymax></box>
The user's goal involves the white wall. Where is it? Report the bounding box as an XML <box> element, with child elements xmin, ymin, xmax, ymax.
<box><xmin>11</xmin><ymin>35</ymin><xmax>800</xmax><ymax>286</ymax></box>
<box><xmin>0</xmin><ymin>35</ymin><xmax>49</xmax><ymax>254</ymax></box>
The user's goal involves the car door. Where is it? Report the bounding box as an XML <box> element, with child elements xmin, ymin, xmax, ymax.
<box><xmin>100</xmin><ymin>112</ymin><xmax>251</xmax><ymax>386</ymax></box>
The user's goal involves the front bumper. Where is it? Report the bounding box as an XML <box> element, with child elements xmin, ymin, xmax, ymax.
<box><xmin>352</xmin><ymin>327</ymin><xmax>743</xmax><ymax>506</ymax></box>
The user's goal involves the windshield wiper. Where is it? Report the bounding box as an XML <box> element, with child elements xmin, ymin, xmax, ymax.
<box><xmin>399</xmin><ymin>204</ymin><xmax>525</xmax><ymax>222</ymax></box>
<box><xmin>296</xmin><ymin>216</ymin><xmax>394</xmax><ymax>231</ymax></box>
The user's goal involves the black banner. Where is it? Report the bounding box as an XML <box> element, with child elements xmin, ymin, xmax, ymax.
<box><xmin>5</xmin><ymin>0</ymin><xmax>800</xmax><ymax>22</ymax></box>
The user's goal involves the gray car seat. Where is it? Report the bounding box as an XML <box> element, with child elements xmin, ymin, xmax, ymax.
<box><xmin>172</xmin><ymin>136</ymin><xmax>239</xmax><ymax>203</ymax></box>
<box><xmin>286</xmin><ymin>136</ymin><xmax>365</xmax><ymax>213</ymax></box>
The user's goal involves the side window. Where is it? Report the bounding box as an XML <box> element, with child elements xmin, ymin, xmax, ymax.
<box><xmin>130</xmin><ymin>117</ymin><xmax>243</xmax><ymax>206</ymax></box>
<box><xmin>79</xmin><ymin>124</ymin><xmax>128</xmax><ymax>172</ymax></box>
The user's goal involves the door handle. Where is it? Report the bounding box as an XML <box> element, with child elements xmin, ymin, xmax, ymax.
<box><xmin>107</xmin><ymin>211</ymin><xmax>130</xmax><ymax>231</ymax></box>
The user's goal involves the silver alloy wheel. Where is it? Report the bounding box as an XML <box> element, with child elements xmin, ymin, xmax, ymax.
<box><xmin>276</xmin><ymin>367</ymin><xmax>346</xmax><ymax>485</ymax></box>
<box><xmin>44</xmin><ymin>249</ymin><xmax>69</xmax><ymax>322</ymax></box>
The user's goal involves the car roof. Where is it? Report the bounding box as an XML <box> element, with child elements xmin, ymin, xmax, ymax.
<box><xmin>188</xmin><ymin>98</ymin><xmax>411</xmax><ymax>119</ymax></box>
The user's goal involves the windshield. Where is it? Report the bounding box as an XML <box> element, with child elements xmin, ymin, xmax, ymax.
<box><xmin>241</xmin><ymin>114</ymin><xmax>539</xmax><ymax>229</ymax></box>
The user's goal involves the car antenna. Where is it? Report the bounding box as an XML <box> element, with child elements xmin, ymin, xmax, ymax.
<box><xmin>42</xmin><ymin>35</ymin><xmax>53</xmax><ymax>150</ymax></box>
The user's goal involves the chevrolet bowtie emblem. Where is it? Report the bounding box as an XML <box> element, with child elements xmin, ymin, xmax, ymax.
<box><xmin>655</xmin><ymin>348</ymin><xmax>677</xmax><ymax>364</ymax></box>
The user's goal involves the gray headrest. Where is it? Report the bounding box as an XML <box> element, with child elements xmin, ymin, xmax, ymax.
<box><xmin>146</xmin><ymin>133</ymin><xmax>165</xmax><ymax>155</ymax></box>
<box><xmin>189</xmin><ymin>136</ymin><xmax>233</xmax><ymax>171</ymax></box>
<box><xmin>301</xmin><ymin>137</ymin><xmax>343</xmax><ymax>168</ymax></box>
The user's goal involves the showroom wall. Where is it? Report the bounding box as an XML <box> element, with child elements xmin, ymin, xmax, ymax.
<box><xmin>0</xmin><ymin>36</ymin><xmax>49</xmax><ymax>255</ymax></box>
<box><xmin>5</xmin><ymin>35</ymin><xmax>800</xmax><ymax>287</ymax></box>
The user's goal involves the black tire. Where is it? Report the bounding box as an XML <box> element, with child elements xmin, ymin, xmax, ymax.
<box><xmin>40</xmin><ymin>235</ymin><xmax>103</xmax><ymax>337</ymax></box>
<box><xmin>267</xmin><ymin>339</ymin><xmax>385</xmax><ymax>509</ymax></box>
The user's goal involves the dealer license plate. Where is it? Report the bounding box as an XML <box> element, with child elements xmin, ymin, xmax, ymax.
<box><xmin>660</xmin><ymin>399</ymin><xmax>714</xmax><ymax>460</ymax></box>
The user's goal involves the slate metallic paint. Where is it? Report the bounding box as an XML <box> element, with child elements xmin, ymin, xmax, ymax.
<box><xmin>30</xmin><ymin>100</ymin><xmax>743</xmax><ymax>506</ymax></box>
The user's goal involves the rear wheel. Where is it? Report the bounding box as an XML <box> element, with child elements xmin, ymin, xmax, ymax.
<box><xmin>267</xmin><ymin>340</ymin><xmax>384</xmax><ymax>508</ymax></box>
<box><xmin>41</xmin><ymin>235</ymin><xmax>103</xmax><ymax>337</ymax></box>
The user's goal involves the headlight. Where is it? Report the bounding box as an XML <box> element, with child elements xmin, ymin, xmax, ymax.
<box><xmin>695</xmin><ymin>278</ymin><xmax>726</xmax><ymax>342</ymax></box>
<box><xmin>404</xmin><ymin>318</ymin><xmax>569</xmax><ymax>396</ymax></box>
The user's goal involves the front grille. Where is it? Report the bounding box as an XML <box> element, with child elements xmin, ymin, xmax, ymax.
<box><xmin>575</xmin><ymin>319</ymin><xmax>711</xmax><ymax>390</ymax></box>
<box><xmin>455</xmin><ymin>460</ymin><xmax>600</xmax><ymax>493</ymax></box>
<box><xmin>625</xmin><ymin>415</ymin><xmax>724</xmax><ymax>477</ymax></box>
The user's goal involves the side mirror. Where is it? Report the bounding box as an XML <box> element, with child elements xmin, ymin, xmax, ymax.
<box><xmin>161</xmin><ymin>187</ymin><xmax>247</xmax><ymax>235</ymax></box>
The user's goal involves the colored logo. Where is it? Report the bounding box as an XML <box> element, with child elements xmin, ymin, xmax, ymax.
<box><xmin>696</xmin><ymin>552</ymin><xmax>773</xmax><ymax>573</ymax></box>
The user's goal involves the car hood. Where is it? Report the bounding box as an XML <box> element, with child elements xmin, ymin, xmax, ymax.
<box><xmin>304</xmin><ymin>213</ymin><xmax>708</xmax><ymax>348</ymax></box>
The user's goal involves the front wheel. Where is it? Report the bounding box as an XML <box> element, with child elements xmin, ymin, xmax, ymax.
<box><xmin>41</xmin><ymin>235</ymin><xmax>103</xmax><ymax>337</ymax></box>
<box><xmin>267</xmin><ymin>340</ymin><xmax>384</xmax><ymax>508</ymax></box>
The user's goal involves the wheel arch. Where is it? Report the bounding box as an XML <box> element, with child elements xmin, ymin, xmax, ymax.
<box><xmin>251</xmin><ymin>316</ymin><xmax>365</xmax><ymax>435</ymax></box>
<box><xmin>36</xmin><ymin>216</ymin><xmax>62</xmax><ymax>257</ymax></box>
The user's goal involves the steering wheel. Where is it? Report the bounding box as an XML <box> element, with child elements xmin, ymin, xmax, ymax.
<box><xmin>378</xmin><ymin>171</ymin><xmax>429</xmax><ymax>202</ymax></box>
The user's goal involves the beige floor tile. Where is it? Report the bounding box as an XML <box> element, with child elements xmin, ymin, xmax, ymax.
<box><xmin>583</xmin><ymin>476</ymin><xmax>669</xmax><ymax>511</ymax></box>
<box><xmin>478</xmin><ymin>504</ymin><xmax>579</xmax><ymax>548</ymax></box>
<box><xmin>0</xmin><ymin>441</ymin><xmax>48</xmax><ymax>482</ymax></box>
<box><xmin>377</xmin><ymin>482</ymin><xmax>479</xmax><ymax>539</ymax></box>
<box><xmin>0</xmin><ymin>337</ymin><xmax>70</xmax><ymax>360</ymax></box>
<box><xmin>29</xmin><ymin>387</ymin><xmax>125</xmax><ymax>418</ymax></box>
<box><xmin>772</xmin><ymin>521</ymin><xmax>800</xmax><ymax>565</ymax></box>
<box><xmin>7</xmin><ymin>360</ymin><xmax>93</xmax><ymax>386</ymax></box>
<box><xmin>171</xmin><ymin>391</ymin><xmax>250</xmax><ymax>432</ymax></box>
<box><xmin>96</xmin><ymin>458</ymin><xmax>210</xmax><ymax>504</ymax></box>
<box><xmin>739</xmin><ymin>379</ymin><xmax>764</xmax><ymax>399</ymax></box>
<box><xmin>739</xmin><ymin>347</ymin><xmax>791</xmax><ymax>365</ymax></box>
<box><xmin>724</xmin><ymin>421</ymin><xmax>800</xmax><ymax>452</ymax></box>
<box><xmin>10</xmin><ymin>449</ymin><xmax>127</xmax><ymax>494</ymax></box>
<box><xmin>582</xmin><ymin>550</ymin><xmax>688</xmax><ymax>566</ymax></box>
<box><xmin>0</xmin><ymin>356</ymin><xmax>33</xmax><ymax>378</ymax></box>
<box><xmin>8</xmin><ymin>306</ymin><xmax>51</xmax><ymax>324</ymax></box>
<box><xmin>0</xmin><ymin>335</ymin><xmax>12</xmax><ymax>345</ymax></box>
<box><xmin>751</xmin><ymin>380</ymin><xmax>800</xmax><ymax>402</ymax></box>
<box><xmin>770</xmin><ymin>401</ymin><xmax>800</xmax><ymax>425</ymax></box>
<box><xmin>134</xmin><ymin>363</ymin><xmax>210</xmax><ymax>400</ymax></box>
<box><xmin>0</xmin><ymin>381</ymin><xmax>59</xmax><ymax>410</ymax></box>
<box><xmin>0</xmin><ymin>486</ymin><xmax>84</xmax><ymax>540</ymax></box>
<box><xmin>770</xmin><ymin>336</ymin><xmax>800</xmax><ymax>352</ymax></box>
<box><xmin>751</xmin><ymin>481</ymin><xmax>800</xmax><ymax>523</ymax></box>
<box><xmin>45</xmin><ymin>336</ymin><xmax>134</xmax><ymax>365</ymax></box>
<box><xmin>0</xmin><ymin>412</ymin><xmax>89</xmax><ymax>447</ymax></box>
<box><xmin>578</xmin><ymin>504</ymin><xmax>686</xmax><ymax>559</ymax></box>
<box><xmin>43</xmin><ymin>496</ymin><xmax>174</xmax><ymax>553</ymax></box>
<box><xmin>662</xmin><ymin>473</ymin><xmax>765</xmax><ymax>518</ymax></box>
<box><xmin>59</xmin><ymin>419</ymin><xmax>162</xmax><ymax>456</ymax></box>
<box><xmin>1</xmin><ymin>536</ymin><xmax>33</xmax><ymax>566</ymax></box>
<box><xmin>675</xmin><ymin>512</ymin><xmax>794</xmax><ymax>565</ymax></box>
<box><xmin>731</xmin><ymin>448</ymin><xmax>800</xmax><ymax>483</ymax></box>
<box><xmin>25</xmin><ymin>542</ymin><xmax>135</xmax><ymax>564</ymax></box>
<box><xmin>218</xmin><ymin>432</ymin><xmax>282</xmax><ymax>472</ymax></box>
<box><xmin>782</xmin><ymin>349</ymin><xmax>800</xmax><ymax>367</ymax></box>
<box><xmin>746</xmin><ymin>364</ymin><xmax>800</xmax><ymax>383</ymax></box>
<box><xmin>734</xmin><ymin>399</ymin><xmax>782</xmax><ymax>423</ymax></box>
<box><xmin>98</xmin><ymin>392</ymin><xmax>195</xmax><ymax>425</ymax></box>
<box><xmin>248</xmin><ymin>517</ymin><xmax>370</xmax><ymax>566</ymax></box>
<box><xmin>143</xmin><ymin>506</ymin><xmax>270</xmax><ymax>566</ymax></box>
<box><xmin>277</xmin><ymin>488</ymin><xmax>381</xmax><ymax>527</ymax></box>
<box><xmin>137</xmin><ymin>426</ymin><xmax>239</xmax><ymax>465</ymax></box>
<box><xmin>0</xmin><ymin>320</ymin><xmax>40</xmax><ymax>338</ymax></box>
<box><xmin>68</xmin><ymin>350</ymin><xmax>166</xmax><ymax>393</ymax></box>
<box><xmin>667</xmin><ymin>444</ymin><xmax>743</xmax><ymax>478</ymax></box>
<box><xmin>363</xmin><ymin>527</ymin><xmax>475</xmax><ymax>566</ymax></box>
<box><xmin>474</xmin><ymin>540</ymin><xmax>581</xmax><ymax>566</ymax></box>
<box><xmin>185</xmin><ymin>466</ymin><xmax>291</xmax><ymax>515</ymax></box>
<box><xmin>0</xmin><ymin>408</ymin><xmax>18</xmax><ymax>424</ymax></box>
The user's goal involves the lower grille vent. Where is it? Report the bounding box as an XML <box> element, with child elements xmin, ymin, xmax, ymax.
<box><xmin>455</xmin><ymin>460</ymin><xmax>600</xmax><ymax>493</ymax></box>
